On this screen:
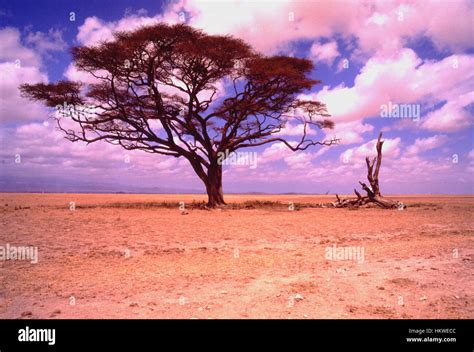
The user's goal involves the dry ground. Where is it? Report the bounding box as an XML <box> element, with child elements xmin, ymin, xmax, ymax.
<box><xmin>0</xmin><ymin>193</ymin><xmax>472</xmax><ymax>319</ymax></box>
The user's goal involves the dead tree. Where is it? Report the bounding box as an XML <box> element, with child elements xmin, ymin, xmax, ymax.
<box><xmin>333</xmin><ymin>132</ymin><xmax>406</xmax><ymax>209</ymax></box>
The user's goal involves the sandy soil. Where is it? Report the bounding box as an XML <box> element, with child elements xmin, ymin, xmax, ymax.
<box><xmin>0</xmin><ymin>193</ymin><xmax>472</xmax><ymax>319</ymax></box>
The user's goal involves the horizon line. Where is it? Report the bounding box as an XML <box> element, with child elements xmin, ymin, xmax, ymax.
<box><xmin>1</xmin><ymin>191</ymin><xmax>473</xmax><ymax>196</ymax></box>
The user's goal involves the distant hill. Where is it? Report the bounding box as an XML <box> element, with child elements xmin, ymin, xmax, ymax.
<box><xmin>0</xmin><ymin>177</ymin><xmax>204</xmax><ymax>194</ymax></box>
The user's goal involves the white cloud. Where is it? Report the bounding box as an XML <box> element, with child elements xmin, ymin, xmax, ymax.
<box><xmin>340</xmin><ymin>136</ymin><xmax>401</xmax><ymax>164</ymax></box>
<box><xmin>0</xmin><ymin>27</ymin><xmax>41</xmax><ymax>67</ymax></box>
<box><xmin>323</xmin><ymin>121</ymin><xmax>374</xmax><ymax>145</ymax></box>
<box><xmin>301</xmin><ymin>49</ymin><xmax>474</xmax><ymax>135</ymax></box>
<box><xmin>405</xmin><ymin>135</ymin><xmax>448</xmax><ymax>156</ymax></box>
<box><xmin>309</xmin><ymin>40</ymin><xmax>339</xmax><ymax>66</ymax></box>
<box><xmin>0</xmin><ymin>28</ymin><xmax>52</xmax><ymax>123</ymax></box>
<box><xmin>421</xmin><ymin>92</ymin><xmax>474</xmax><ymax>133</ymax></box>
<box><xmin>25</xmin><ymin>28</ymin><xmax>66</xmax><ymax>54</ymax></box>
<box><xmin>0</xmin><ymin>64</ymin><xmax>48</xmax><ymax>123</ymax></box>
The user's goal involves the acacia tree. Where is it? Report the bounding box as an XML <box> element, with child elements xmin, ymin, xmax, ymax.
<box><xmin>20</xmin><ymin>23</ymin><xmax>337</xmax><ymax>206</ymax></box>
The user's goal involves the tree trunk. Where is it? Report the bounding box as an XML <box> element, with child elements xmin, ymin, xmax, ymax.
<box><xmin>205</xmin><ymin>163</ymin><xmax>226</xmax><ymax>207</ymax></box>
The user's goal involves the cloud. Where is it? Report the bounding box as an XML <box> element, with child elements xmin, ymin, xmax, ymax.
<box><xmin>284</xmin><ymin>151</ymin><xmax>313</xmax><ymax>169</ymax></box>
<box><xmin>63</xmin><ymin>63</ymin><xmax>109</xmax><ymax>84</ymax></box>
<box><xmin>302</xmin><ymin>49</ymin><xmax>473</xmax><ymax>134</ymax></box>
<box><xmin>405</xmin><ymin>135</ymin><xmax>448</xmax><ymax>156</ymax></box>
<box><xmin>221</xmin><ymin>132</ymin><xmax>471</xmax><ymax>195</ymax></box>
<box><xmin>71</xmin><ymin>0</ymin><xmax>473</xmax><ymax>56</ymax></box>
<box><xmin>25</xmin><ymin>28</ymin><xmax>67</xmax><ymax>54</ymax></box>
<box><xmin>309</xmin><ymin>40</ymin><xmax>339</xmax><ymax>66</ymax></box>
<box><xmin>0</xmin><ymin>28</ymin><xmax>51</xmax><ymax>123</ymax></box>
<box><xmin>0</xmin><ymin>27</ymin><xmax>41</xmax><ymax>67</ymax></box>
<box><xmin>0</xmin><ymin>122</ymin><xmax>192</xmax><ymax>181</ymax></box>
<box><xmin>260</xmin><ymin>141</ymin><xmax>295</xmax><ymax>164</ymax></box>
<box><xmin>323</xmin><ymin>121</ymin><xmax>374</xmax><ymax>145</ymax></box>
<box><xmin>340</xmin><ymin>136</ymin><xmax>401</xmax><ymax>164</ymax></box>
<box><xmin>468</xmin><ymin>150</ymin><xmax>474</xmax><ymax>160</ymax></box>
<box><xmin>0</xmin><ymin>63</ymin><xmax>48</xmax><ymax>123</ymax></box>
<box><xmin>421</xmin><ymin>92</ymin><xmax>474</xmax><ymax>132</ymax></box>
<box><xmin>76</xmin><ymin>5</ymin><xmax>185</xmax><ymax>46</ymax></box>
<box><xmin>343</xmin><ymin>1</ymin><xmax>473</xmax><ymax>56</ymax></box>
<box><xmin>182</xmin><ymin>0</ymin><xmax>473</xmax><ymax>54</ymax></box>
<box><xmin>275</xmin><ymin>121</ymin><xmax>317</xmax><ymax>137</ymax></box>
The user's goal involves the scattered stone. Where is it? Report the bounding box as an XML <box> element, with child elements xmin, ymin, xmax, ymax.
<box><xmin>220</xmin><ymin>290</ymin><xmax>228</xmax><ymax>295</ymax></box>
<box><xmin>294</xmin><ymin>294</ymin><xmax>304</xmax><ymax>302</ymax></box>
<box><xmin>129</xmin><ymin>302</ymin><xmax>139</xmax><ymax>307</ymax></box>
<box><xmin>21</xmin><ymin>311</ymin><xmax>33</xmax><ymax>317</ymax></box>
<box><xmin>49</xmin><ymin>309</ymin><xmax>61</xmax><ymax>317</ymax></box>
<box><xmin>198</xmin><ymin>307</ymin><xmax>203</xmax><ymax>311</ymax></box>
<box><xmin>180</xmin><ymin>210</ymin><xmax>189</xmax><ymax>215</ymax></box>
<box><xmin>419</xmin><ymin>296</ymin><xmax>427</xmax><ymax>301</ymax></box>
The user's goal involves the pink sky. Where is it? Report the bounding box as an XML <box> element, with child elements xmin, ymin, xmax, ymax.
<box><xmin>0</xmin><ymin>0</ymin><xmax>473</xmax><ymax>194</ymax></box>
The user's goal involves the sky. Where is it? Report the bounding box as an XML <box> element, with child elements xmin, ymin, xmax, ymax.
<box><xmin>0</xmin><ymin>0</ymin><xmax>473</xmax><ymax>194</ymax></box>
